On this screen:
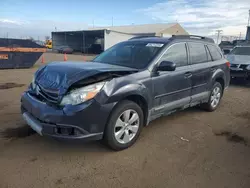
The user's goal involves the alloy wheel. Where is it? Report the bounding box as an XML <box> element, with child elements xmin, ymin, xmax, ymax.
<box><xmin>210</xmin><ymin>86</ymin><xmax>221</xmax><ymax>108</ymax></box>
<box><xmin>114</xmin><ymin>109</ymin><xmax>140</xmax><ymax>144</ymax></box>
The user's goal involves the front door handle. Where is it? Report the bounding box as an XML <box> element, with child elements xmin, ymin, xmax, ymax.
<box><xmin>184</xmin><ymin>72</ymin><xmax>192</xmax><ymax>78</ymax></box>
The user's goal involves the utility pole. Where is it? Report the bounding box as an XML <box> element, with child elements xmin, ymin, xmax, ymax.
<box><xmin>92</xmin><ymin>19</ymin><xmax>95</xmax><ymax>28</ymax></box>
<box><xmin>248</xmin><ymin>9</ymin><xmax>250</xmax><ymax>26</ymax></box>
<box><xmin>239</xmin><ymin>32</ymin><xmax>242</xmax><ymax>40</ymax></box>
<box><xmin>215</xmin><ymin>30</ymin><xmax>223</xmax><ymax>44</ymax></box>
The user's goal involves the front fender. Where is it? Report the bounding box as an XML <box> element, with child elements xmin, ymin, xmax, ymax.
<box><xmin>95</xmin><ymin>76</ymin><xmax>151</xmax><ymax>107</ymax></box>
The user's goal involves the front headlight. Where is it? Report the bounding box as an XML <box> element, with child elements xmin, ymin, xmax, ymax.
<box><xmin>246</xmin><ymin>64</ymin><xmax>250</xmax><ymax>70</ymax></box>
<box><xmin>60</xmin><ymin>82</ymin><xmax>106</xmax><ymax>106</ymax></box>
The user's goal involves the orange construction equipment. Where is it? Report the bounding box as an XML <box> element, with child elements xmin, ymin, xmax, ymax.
<box><xmin>64</xmin><ymin>53</ymin><xmax>67</xmax><ymax>61</ymax></box>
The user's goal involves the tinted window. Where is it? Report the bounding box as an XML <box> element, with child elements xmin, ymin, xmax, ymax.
<box><xmin>207</xmin><ymin>45</ymin><xmax>222</xmax><ymax>60</ymax></box>
<box><xmin>189</xmin><ymin>42</ymin><xmax>207</xmax><ymax>64</ymax></box>
<box><xmin>93</xmin><ymin>42</ymin><xmax>164</xmax><ymax>69</ymax></box>
<box><xmin>230</xmin><ymin>47</ymin><xmax>250</xmax><ymax>55</ymax></box>
<box><xmin>160</xmin><ymin>43</ymin><xmax>187</xmax><ymax>67</ymax></box>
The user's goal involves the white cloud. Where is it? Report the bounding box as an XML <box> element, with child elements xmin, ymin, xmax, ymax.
<box><xmin>0</xmin><ymin>18</ymin><xmax>88</xmax><ymax>39</ymax></box>
<box><xmin>138</xmin><ymin>0</ymin><xmax>250</xmax><ymax>37</ymax></box>
<box><xmin>0</xmin><ymin>18</ymin><xmax>28</xmax><ymax>25</ymax></box>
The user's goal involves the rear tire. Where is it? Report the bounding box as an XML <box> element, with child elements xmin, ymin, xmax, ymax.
<box><xmin>201</xmin><ymin>82</ymin><xmax>223</xmax><ymax>112</ymax></box>
<box><xmin>103</xmin><ymin>100</ymin><xmax>144</xmax><ymax>151</ymax></box>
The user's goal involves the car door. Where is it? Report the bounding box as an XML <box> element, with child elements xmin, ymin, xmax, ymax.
<box><xmin>151</xmin><ymin>42</ymin><xmax>192</xmax><ymax>116</ymax></box>
<box><xmin>187</xmin><ymin>42</ymin><xmax>212</xmax><ymax>104</ymax></box>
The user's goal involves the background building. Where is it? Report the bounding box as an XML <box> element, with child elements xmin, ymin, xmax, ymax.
<box><xmin>51</xmin><ymin>23</ymin><xmax>188</xmax><ymax>54</ymax></box>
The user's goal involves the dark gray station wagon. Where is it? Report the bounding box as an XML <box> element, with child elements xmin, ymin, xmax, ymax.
<box><xmin>21</xmin><ymin>35</ymin><xmax>230</xmax><ymax>150</ymax></box>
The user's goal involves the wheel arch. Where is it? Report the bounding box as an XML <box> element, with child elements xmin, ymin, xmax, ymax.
<box><xmin>124</xmin><ymin>94</ymin><xmax>149</xmax><ymax>126</ymax></box>
<box><xmin>215</xmin><ymin>77</ymin><xmax>225</xmax><ymax>91</ymax></box>
<box><xmin>211</xmin><ymin>69</ymin><xmax>226</xmax><ymax>93</ymax></box>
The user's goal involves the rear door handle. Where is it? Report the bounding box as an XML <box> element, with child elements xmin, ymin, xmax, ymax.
<box><xmin>184</xmin><ymin>72</ymin><xmax>192</xmax><ymax>78</ymax></box>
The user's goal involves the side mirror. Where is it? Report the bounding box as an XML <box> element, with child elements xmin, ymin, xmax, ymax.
<box><xmin>157</xmin><ymin>61</ymin><xmax>176</xmax><ymax>71</ymax></box>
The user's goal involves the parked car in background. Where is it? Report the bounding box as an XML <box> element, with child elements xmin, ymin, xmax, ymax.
<box><xmin>21</xmin><ymin>35</ymin><xmax>230</xmax><ymax>150</ymax></box>
<box><xmin>227</xmin><ymin>45</ymin><xmax>250</xmax><ymax>79</ymax></box>
<box><xmin>232</xmin><ymin>40</ymin><xmax>246</xmax><ymax>47</ymax></box>
<box><xmin>57</xmin><ymin>46</ymin><xmax>73</xmax><ymax>54</ymax></box>
<box><xmin>219</xmin><ymin>41</ymin><xmax>234</xmax><ymax>53</ymax></box>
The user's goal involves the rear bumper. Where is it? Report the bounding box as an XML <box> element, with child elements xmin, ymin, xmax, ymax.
<box><xmin>21</xmin><ymin>92</ymin><xmax>115</xmax><ymax>141</ymax></box>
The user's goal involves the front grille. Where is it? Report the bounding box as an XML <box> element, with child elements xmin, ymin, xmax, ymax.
<box><xmin>231</xmin><ymin>64</ymin><xmax>249</xmax><ymax>70</ymax></box>
<box><xmin>240</xmin><ymin>64</ymin><xmax>248</xmax><ymax>70</ymax></box>
<box><xmin>230</xmin><ymin>64</ymin><xmax>239</xmax><ymax>68</ymax></box>
<box><xmin>32</xmin><ymin>84</ymin><xmax>60</xmax><ymax>104</ymax></box>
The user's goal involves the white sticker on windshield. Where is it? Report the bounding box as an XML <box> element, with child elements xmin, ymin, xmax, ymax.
<box><xmin>146</xmin><ymin>43</ymin><xmax>164</xmax><ymax>47</ymax></box>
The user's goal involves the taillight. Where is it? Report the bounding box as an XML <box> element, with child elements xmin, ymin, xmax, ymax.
<box><xmin>226</xmin><ymin>61</ymin><xmax>230</xmax><ymax>68</ymax></box>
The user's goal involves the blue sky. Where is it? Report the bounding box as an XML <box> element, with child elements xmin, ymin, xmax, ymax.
<box><xmin>1</xmin><ymin>0</ymin><xmax>159</xmax><ymax>25</ymax></box>
<box><xmin>0</xmin><ymin>0</ymin><xmax>249</xmax><ymax>39</ymax></box>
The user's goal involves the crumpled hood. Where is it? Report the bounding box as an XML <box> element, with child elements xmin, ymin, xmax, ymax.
<box><xmin>35</xmin><ymin>61</ymin><xmax>137</xmax><ymax>95</ymax></box>
<box><xmin>226</xmin><ymin>55</ymin><xmax>250</xmax><ymax>65</ymax></box>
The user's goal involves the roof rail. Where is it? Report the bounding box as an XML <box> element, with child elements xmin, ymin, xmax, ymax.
<box><xmin>171</xmin><ymin>35</ymin><xmax>215</xmax><ymax>43</ymax></box>
<box><xmin>129</xmin><ymin>36</ymin><xmax>160</xmax><ymax>40</ymax></box>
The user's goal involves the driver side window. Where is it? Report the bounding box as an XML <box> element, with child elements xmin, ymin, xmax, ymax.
<box><xmin>159</xmin><ymin>43</ymin><xmax>188</xmax><ymax>67</ymax></box>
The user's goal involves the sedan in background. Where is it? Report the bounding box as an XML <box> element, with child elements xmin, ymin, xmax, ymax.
<box><xmin>219</xmin><ymin>41</ymin><xmax>234</xmax><ymax>52</ymax></box>
<box><xmin>57</xmin><ymin>46</ymin><xmax>73</xmax><ymax>54</ymax></box>
<box><xmin>227</xmin><ymin>45</ymin><xmax>250</xmax><ymax>79</ymax></box>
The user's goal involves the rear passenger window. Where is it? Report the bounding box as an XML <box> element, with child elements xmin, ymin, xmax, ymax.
<box><xmin>207</xmin><ymin>45</ymin><xmax>222</xmax><ymax>60</ymax></box>
<box><xmin>160</xmin><ymin>43</ymin><xmax>187</xmax><ymax>67</ymax></box>
<box><xmin>188</xmin><ymin>42</ymin><xmax>207</xmax><ymax>64</ymax></box>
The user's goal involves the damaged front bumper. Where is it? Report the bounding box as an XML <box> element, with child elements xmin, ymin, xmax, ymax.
<box><xmin>21</xmin><ymin>92</ymin><xmax>115</xmax><ymax>141</ymax></box>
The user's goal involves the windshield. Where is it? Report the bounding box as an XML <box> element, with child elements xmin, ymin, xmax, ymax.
<box><xmin>221</xmin><ymin>41</ymin><xmax>232</xmax><ymax>45</ymax></box>
<box><xmin>93</xmin><ymin>42</ymin><xmax>164</xmax><ymax>69</ymax></box>
<box><xmin>230</xmin><ymin>47</ymin><xmax>250</xmax><ymax>55</ymax></box>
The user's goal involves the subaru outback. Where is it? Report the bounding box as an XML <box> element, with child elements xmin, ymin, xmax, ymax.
<box><xmin>21</xmin><ymin>35</ymin><xmax>230</xmax><ymax>150</ymax></box>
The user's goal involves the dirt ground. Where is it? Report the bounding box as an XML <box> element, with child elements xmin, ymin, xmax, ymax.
<box><xmin>0</xmin><ymin>53</ymin><xmax>250</xmax><ymax>188</ymax></box>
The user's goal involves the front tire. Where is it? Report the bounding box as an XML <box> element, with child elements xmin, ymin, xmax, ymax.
<box><xmin>103</xmin><ymin>100</ymin><xmax>144</xmax><ymax>151</ymax></box>
<box><xmin>201</xmin><ymin>82</ymin><xmax>223</xmax><ymax>112</ymax></box>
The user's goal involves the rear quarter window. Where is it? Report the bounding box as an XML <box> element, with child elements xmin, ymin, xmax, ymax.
<box><xmin>207</xmin><ymin>45</ymin><xmax>222</xmax><ymax>61</ymax></box>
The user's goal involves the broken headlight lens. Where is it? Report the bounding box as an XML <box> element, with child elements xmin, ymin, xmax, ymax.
<box><xmin>60</xmin><ymin>82</ymin><xmax>106</xmax><ymax>106</ymax></box>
